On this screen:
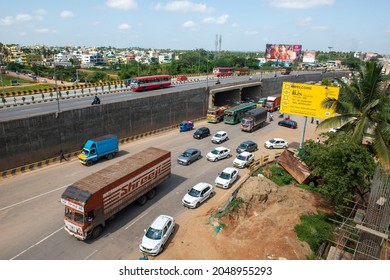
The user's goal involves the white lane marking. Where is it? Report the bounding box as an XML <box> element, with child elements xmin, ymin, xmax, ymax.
<box><xmin>0</xmin><ymin>185</ymin><xmax>70</xmax><ymax>212</ymax></box>
<box><xmin>125</xmin><ymin>211</ymin><xmax>150</xmax><ymax>230</ymax></box>
<box><xmin>10</xmin><ymin>227</ymin><xmax>64</xmax><ymax>260</ymax></box>
<box><xmin>84</xmin><ymin>250</ymin><xmax>98</xmax><ymax>260</ymax></box>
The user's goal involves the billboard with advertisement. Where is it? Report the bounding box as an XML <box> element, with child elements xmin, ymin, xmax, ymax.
<box><xmin>279</xmin><ymin>82</ymin><xmax>340</xmax><ymax>119</ymax></box>
<box><xmin>303</xmin><ymin>50</ymin><xmax>316</xmax><ymax>63</ymax></box>
<box><xmin>265</xmin><ymin>44</ymin><xmax>302</xmax><ymax>61</ymax></box>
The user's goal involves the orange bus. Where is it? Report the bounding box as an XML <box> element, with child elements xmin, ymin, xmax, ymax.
<box><xmin>125</xmin><ymin>75</ymin><xmax>171</xmax><ymax>92</ymax></box>
<box><xmin>212</xmin><ymin>67</ymin><xmax>233</xmax><ymax>77</ymax></box>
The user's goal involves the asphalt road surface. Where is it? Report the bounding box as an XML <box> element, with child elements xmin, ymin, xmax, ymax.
<box><xmin>0</xmin><ymin>115</ymin><xmax>324</xmax><ymax>260</ymax></box>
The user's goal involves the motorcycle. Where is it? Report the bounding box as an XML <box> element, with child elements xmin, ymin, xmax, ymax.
<box><xmin>215</xmin><ymin>80</ymin><xmax>221</xmax><ymax>85</ymax></box>
<box><xmin>91</xmin><ymin>97</ymin><xmax>100</xmax><ymax>105</ymax></box>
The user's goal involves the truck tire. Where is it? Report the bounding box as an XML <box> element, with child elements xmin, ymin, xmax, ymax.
<box><xmin>106</xmin><ymin>153</ymin><xmax>113</xmax><ymax>160</ymax></box>
<box><xmin>147</xmin><ymin>189</ymin><xmax>156</xmax><ymax>199</ymax></box>
<box><xmin>91</xmin><ymin>225</ymin><xmax>103</xmax><ymax>239</ymax></box>
<box><xmin>86</xmin><ymin>160</ymin><xmax>93</xmax><ymax>167</ymax></box>
<box><xmin>137</xmin><ymin>195</ymin><xmax>147</xmax><ymax>205</ymax></box>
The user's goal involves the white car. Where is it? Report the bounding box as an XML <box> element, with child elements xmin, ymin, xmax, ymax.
<box><xmin>215</xmin><ymin>167</ymin><xmax>239</xmax><ymax>189</ymax></box>
<box><xmin>206</xmin><ymin>147</ymin><xmax>231</xmax><ymax>162</ymax></box>
<box><xmin>182</xmin><ymin>182</ymin><xmax>214</xmax><ymax>208</ymax></box>
<box><xmin>233</xmin><ymin>151</ymin><xmax>255</xmax><ymax>168</ymax></box>
<box><xmin>264</xmin><ymin>138</ymin><xmax>289</xmax><ymax>149</ymax></box>
<box><xmin>211</xmin><ymin>131</ymin><xmax>229</xmax><ymax>144</ymax></box>
<box><xmin>139</xmin><ymin>215</ymin><xmax>175</xmax><ymax>256</ymax></box>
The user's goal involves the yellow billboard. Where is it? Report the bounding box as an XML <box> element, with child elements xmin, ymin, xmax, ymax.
<box><xmin>279</xmin><ymin>82</ymin><xmax>340</xmax><ymax>119</ymax></box>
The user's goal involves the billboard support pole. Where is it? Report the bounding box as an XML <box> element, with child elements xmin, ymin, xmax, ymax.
<box><xmin>299</xmin><ymin>116</ymin><xmax>308</xmax><ymax>150</ymax></box>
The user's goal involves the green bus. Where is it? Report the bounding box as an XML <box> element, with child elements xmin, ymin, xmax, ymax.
<box><xmin>223</xmin><ymin>103</ymin><xmax>257</xmax><ymax>124</ymax></box>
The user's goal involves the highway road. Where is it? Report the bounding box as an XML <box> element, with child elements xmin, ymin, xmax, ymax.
<box><xmin>0</xmin><ymin>114</ymin><xmax>323</xmax><ymax>260</ymax></box>
<box><xmin>0</xmin><ymin>72</ymin><xmax>284</xmax><ymax>121</ymax></box>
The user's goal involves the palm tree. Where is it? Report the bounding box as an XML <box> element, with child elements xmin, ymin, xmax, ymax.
<box><xmin>318</xmin><ymin>61</ymin><xmax>390</xmax><ymax>168</ymax></box>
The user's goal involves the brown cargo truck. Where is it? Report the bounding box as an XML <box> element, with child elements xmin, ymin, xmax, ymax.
<box><xmin>265</xmin><ymin>94</ymin><xmax>281</xmax><ymax>112</ymax></box>
<box><xmin>61</xmin><ymin>147</ymin><xmax>171</xmax><ymax>240</ymax></box>
<box><xmin>207</xmin><ymin>105</ymin><xmax>231</xmax><ymax>123</ymax></box>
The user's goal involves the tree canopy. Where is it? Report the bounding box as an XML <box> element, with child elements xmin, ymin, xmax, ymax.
<box><xmin>318</xmin><ymin>61</ymin><xmax>390</xmax><ymax>169</ymax></box>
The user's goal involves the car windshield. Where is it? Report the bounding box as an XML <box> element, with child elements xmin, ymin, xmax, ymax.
<box><xmin>219</xmin><ymin>172</ymin><xmax>231</xmax><ymax>180</ymax></box>
<box><xmin>211</xmin><ymin>149</ymin><xmax>219</xmax><ymax>155</ymax></box>
<box><xmin>188</xmin><ymin>188</ymin><xmax>201</xmax><ymax>197</ymax></box>
<box><xmin>239</xmin><ymin>143</ymin><xmax>248</xmax><ymax>148</ymax></box>
<box><xmin>145</xmin><ymin>227</ymin><xmax>162</xmax><ymax>240</ymax></box>
<box><xmin>269</xmin><ymin>139</ymin><xmax>276</xmax><ymax>143</ymax></box>
<box><xmin>182</xmin><ymin>151</ymin><xmax>191</xmax><ymax>157</ymax></box>
<box><xmin>237</xmin><ymin>154</ymin><xmax>247</xmax><ymax>161</ymax></box>
<box><xmin>214</xmin><ymin>134</ymin><xmax>222</xmax><ymax>138</ymax></box>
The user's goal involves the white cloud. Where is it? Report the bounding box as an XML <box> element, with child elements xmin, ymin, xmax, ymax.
<box><xmin>183</xmin><ymin>20</ymin><xmax>196</xmax><ymax>28</ymax></box>
<box><xmin>36</xmin><ymin>28</ymin><xmax>49</xmax><ymax>33</ymax></box>
<box><xmin>60</xmin><ymin>10</ymin><xmax>74</xmax><ymax>18</ymax></box>
<box><xmin>244</xmin><ymin>30</ymin><xmax>259</xmax><ymax>35</ymax></box>
<box><xmin>0</xmin><ymin>16</ymin><xmax>14</xmax><ymax>26</ymax></box>
<box><xmin>16</xmin><ymin>14</ymin><xmax>33</xmax><ymax>21</ymax></box>
<box><xmin>118</xmin><ymin>23</ymin><xmax>131</xmax><ymax>29</ymax></box>
<box><xmin>0</xmin><ymin>13</ymin><xmax>33</xmax><ymax>26</ymax></box>
<box><xmin>106</xmin><ymin>0</ymin><xmax>138</xmax><ymax>10</ymax></box>
<box><xmin>154</xmin><ymin>0</ymin><xmax>213</xmax><ymax>13</ymax></box>
<box><xmin>311</xmin><ymin>25</ymin><xmax>328</xmax><ymax>30</ymax></box>
<box><xmin>35</xmin><ymin>9</ymin><xmax>47</xmax><ymax>16</ymax></box>
<box><xmin>295</xmin><ymin>16</ymin><xmax>312</xmax><ymax>26</ymax></box>
<box><xmin>268</xmin><ymin>0</ymin><xmax>335</xmax><ymax>9</ymax></box>
<box><xmin>203</xmin><ymin>14</ymin><xmax>229</xmax><ymax>24</ymax></box>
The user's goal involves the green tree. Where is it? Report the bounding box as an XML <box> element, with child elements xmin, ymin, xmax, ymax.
<box><xmin>301</xmin><ymin>134</ymin><xmax>376</xmax><ymax>207</ymax></box>
<box><xmin>318</xmin><ymin>61</ymin><xmax>390</xmax><ymax>168</ymax></box>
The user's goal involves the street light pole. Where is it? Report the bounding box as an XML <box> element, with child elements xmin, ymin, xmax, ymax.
<box><xmin>53</xmin><ymin>60</ymin><xmax>60</xmax><ymax>114</ymax></box>
<box><xmin>206</xmin><ymin>59</ymin><xmax>209</xmax><ymax>87</ymax></box>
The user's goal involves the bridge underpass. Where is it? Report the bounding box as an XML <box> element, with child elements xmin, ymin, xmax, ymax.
<box><xmin>209</xmin><ymin>81</ymin><xmax>262</xmax><ymax>107</ymax></box>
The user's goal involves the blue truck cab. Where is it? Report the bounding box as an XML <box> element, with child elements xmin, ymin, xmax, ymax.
<box><xmin>179</xmin><ymin>120</ymin><xmax>194</xmax><ymax>132</ymax></box>
<box><xmin>78</xmin><ymin>135</ymin><xmax>119</xmax><ymax>166</ymax></box>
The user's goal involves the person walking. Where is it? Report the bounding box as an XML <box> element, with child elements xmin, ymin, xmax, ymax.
<box><xmin>60</xmin><ymin>150</ymin><xmax>69</xmax><ymax>162</ymax></box>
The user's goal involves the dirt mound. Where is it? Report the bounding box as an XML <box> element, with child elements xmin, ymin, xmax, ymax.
<box><xmin>159</xmin><ymin>175</ymin><xmax>334</xmax><ymax>260</ymax></box>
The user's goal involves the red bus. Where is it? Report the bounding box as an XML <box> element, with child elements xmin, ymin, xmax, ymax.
<box><xmin>212</xmin><ymin>67</ymin><xmax>233</xmax><ymax>77</ymax></box>
<box><xmin>125</xmin><ymin>75</ymin><xmax>171</xmax><ymax>92</ymax></box>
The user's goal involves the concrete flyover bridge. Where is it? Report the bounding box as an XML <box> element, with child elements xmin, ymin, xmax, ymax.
<box><xmin>208</xmin><ymin>80</ymin><xmax>262</xmax><ymax>108</ymax></box>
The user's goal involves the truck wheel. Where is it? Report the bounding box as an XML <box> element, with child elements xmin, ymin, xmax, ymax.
<box><xmin>91</xmin><ymin>225</ymin><xmax>103</xmax><ymax>239</ymax></box>
<box><xmin>106</xmin><ymin>153</ymin><xmax>113</xmax><ymax>160</ymax></box>
<box><xmin>138</xmin><ymin>195</ymin><xmax>147</xmax><ymax>205</ymax></box>
<box><xmin>86</xmin><ymin>160</ymin><xmax>93</xmax><ymax>167</ymax></box>
<box><xmin>147</xmin><ymin>189</ymin><xmax>156</xmax><ymax>199</ymax></box>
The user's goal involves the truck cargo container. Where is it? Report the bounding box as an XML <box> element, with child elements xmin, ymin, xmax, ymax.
<box><xmin>61</xmin><ymin>147</ymin><xmax>171</xmax><ymax>240</ymax></box>
<box><xmin>78</xmin><ymin>135</ymin><xmax>119</xmax><ymax>166</ymax></box>
<box><xmin>241</xmin><ymin>107</ymin><xmax>268</xmax><ymax>132</ymax></box>
<box><xmin>265</xmin><ymin>94</ymin><xmax>281</xmax><ymax>112</ymax></box>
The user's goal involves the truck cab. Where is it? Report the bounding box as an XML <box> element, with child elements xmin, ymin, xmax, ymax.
<box><xmin>78</xmin><ymin>135</ymin><xmax>118</xmax><ymax>166</ymax></box>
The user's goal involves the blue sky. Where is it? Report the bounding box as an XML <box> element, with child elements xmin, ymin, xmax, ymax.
<box><xmin>1</xmin><ymin>0</ymin><xmax>389</xmax><ymax>54</ymax></box>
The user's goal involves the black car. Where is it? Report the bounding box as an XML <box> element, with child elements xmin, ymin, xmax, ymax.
<box><xmin>278</xmin><ymin>119</ymin><xmax>298</xmax><ymax>129</ymax></box>
<box><xmin>236</xmin><ymin>140</ymin><xmax>258</xmax><ymax>153</ymax></box>
<box><xmin>193</xmin><ymin>127</ymin><xmax>211</xmax><ymax>139</ymax></box>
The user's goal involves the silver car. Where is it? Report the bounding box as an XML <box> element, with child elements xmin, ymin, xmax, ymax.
<box><xmin>177</xmin><ymin>148</ymin><xmax>201</xmax><ymax>165</ymax></box>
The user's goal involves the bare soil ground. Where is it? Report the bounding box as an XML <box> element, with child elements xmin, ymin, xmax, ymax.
<box><xmin>155</xmin><ymin>174</ymin><xmax>335</xmax><ymax>260</ymax></box>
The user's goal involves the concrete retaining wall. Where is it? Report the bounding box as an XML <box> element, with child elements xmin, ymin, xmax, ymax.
<box><xmin>0</xmin><ymin>87</ymin><xmax>208</xmax><ymax>171</ymax></box>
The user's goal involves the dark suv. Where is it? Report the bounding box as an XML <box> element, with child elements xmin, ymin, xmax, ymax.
<box><xmin>236</xmin><ymin>140</ymin><xmax>258</xmax><ymax>153</ymax></box>
<box><xmin>193</xmin><ymin>127</ymin><xmax>211</xmax><ymax>139</ymax></box>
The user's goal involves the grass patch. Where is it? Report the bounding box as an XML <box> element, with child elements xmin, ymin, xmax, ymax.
<box><xmin>252</xmin><ymin>161</ymin><xmax>295</xmax><ymax>186</ymax></box>
<box><xmin>294</xmin><ymin>211</ymin><xmax>335</xmax><ymax>252</ymax></box>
